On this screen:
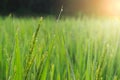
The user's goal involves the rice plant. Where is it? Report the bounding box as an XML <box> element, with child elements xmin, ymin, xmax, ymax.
<box><xmin>0</xmin><ymin>16</ymin><xmax>120</xmax><ymax>80</ymax></box>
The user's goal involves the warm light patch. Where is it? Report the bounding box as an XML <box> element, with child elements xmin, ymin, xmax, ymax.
<box><xmin>65</xmin><ymin>0</ymin><xmax>120</xmax><ymax>16</ymax></box>
<box><xmin>99</xmin><ymin>0</ymin><xmax>120</xmax><ymax>16</ymax></box>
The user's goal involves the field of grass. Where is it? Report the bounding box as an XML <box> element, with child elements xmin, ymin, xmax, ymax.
<box><xmin>0</xmin><ymin>16</ymin><xmax>120</xmax><ymax>80</ymax></box>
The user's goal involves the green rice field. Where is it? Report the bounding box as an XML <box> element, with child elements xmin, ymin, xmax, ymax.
<box><xmin>0</xmin><ymin>16</ymin><xmax>120</xmax><ymax>80</ymax></box>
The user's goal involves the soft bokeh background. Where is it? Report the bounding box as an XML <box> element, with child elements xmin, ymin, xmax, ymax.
<box><xmin>1</xmin><ymin>0</ymin><xmax>120</xmax><ymax>16</ymax></box>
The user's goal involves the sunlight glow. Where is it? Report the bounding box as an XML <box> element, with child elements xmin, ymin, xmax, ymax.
<box><xmin>100</xmin><ymin>0</ymin><xmax>120</xmax><ymax>16</ymax></box>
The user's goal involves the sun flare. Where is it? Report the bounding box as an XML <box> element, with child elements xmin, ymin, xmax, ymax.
<box><xmin>100</xmin><ymin>0</ymin><xmax>120</xmax><ymax>16</ymax></box>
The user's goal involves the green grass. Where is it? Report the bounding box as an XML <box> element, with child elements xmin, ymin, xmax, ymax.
<box><xmin>0</xmin><ymin>16</ymin><xmax>120</xmax><ymax>80</ymax></box>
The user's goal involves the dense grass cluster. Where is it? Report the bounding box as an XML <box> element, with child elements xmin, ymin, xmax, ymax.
<box><xmin>0</xmin><ymin>16</ymin><xmax>120</xmax><ymax>80</ymax></box>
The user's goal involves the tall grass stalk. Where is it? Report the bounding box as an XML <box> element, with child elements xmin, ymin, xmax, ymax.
<box><xmin>24</xmin><ymin>17</ymin><xmax>43</xmax><ymax>80</ymax></box>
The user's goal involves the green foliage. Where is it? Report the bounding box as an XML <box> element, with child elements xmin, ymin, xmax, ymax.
<box><xmin>0</xmin><ymin>16</ymin><xmax>120</xmax><ymax>80</ymax></box>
